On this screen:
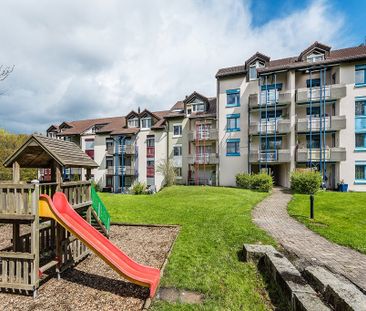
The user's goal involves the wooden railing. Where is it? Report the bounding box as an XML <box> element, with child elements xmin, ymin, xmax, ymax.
<box><xmin>0</xmin><ymin>184</ymin><xmax>38</xmax><ymax>217</ymax></box>
<box><xmin>60</xmin><ymin>181</ymin><xmax>92</xmax><ymax>210</ymax></box>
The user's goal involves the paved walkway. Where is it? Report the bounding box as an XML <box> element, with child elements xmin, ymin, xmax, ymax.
<box><xmin>253</xmin><ymin>187</ymin><xmax>366</xmax><ymax>292</ymax></box>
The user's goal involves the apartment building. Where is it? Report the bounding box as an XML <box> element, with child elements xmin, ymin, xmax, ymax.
<box><xmin>216</xmin><ymin>41</ymin><xmax>366</xmax><ymax>191</ymax></box>
<box><xmin>44</xmin><ymin>41</ymin><xmax>366</xmax><ymax>192</ymax></box>
<box><xmin>165</xmin><ymin>92</ymin><xmax>218</xmax><ymax>186</ymax></box>
<box><xmin>46</xmin><ymin>109</ymin><xmax>169</xmax><ymax>192</ymax></box>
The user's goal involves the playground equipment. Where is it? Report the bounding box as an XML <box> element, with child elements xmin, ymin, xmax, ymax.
<box><xmin>0</xmin><ymin>134</ymin><xmax>160</xmax><ymax>297</ymax></box>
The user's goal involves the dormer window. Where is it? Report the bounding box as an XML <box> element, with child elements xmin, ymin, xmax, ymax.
<box><xmin>128</xmin><ymin>117</ymin><xmax>139</xmax><ymax>128</ymax></box>
<box><xmin>249</xmin><ymin>61</ymin><xmax>264</xmax><ymax>81</ymax></box>
<box><xmin>140</xmin><ymin>117</ymin><xmax>152</xmax><ymax>129</ymax></box>
<box><xmin>306</xmin><ymin>52</ymin><xmax>324</xmax><ymax>63</ymax></box>
<box><xmin>192</xmin><ymin>102</ymin><xmax>205</xmax><ymax>112</ymax></box>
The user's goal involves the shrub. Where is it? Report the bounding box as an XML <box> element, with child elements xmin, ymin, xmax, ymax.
<box><xmin>235</xmin><ymin>173</ymin><xmax>273</xmax><ymax>192</ymax></box>
<box><xmin>130</xmin><ymin>182</ymin><xmax>146</xmax><ymax>195</ymax></box>
<box><xmin>236</xmin><ymin>173</ymin><xmax>252</xmax><ymax>189</ymax></box>
<box><xmin>291</xmin><ymin>170</ymin><xmax>322</xmax><ymax>194</ymax></box>
<box><xmin>251</xmin><ymin>173</ymin><xmax>273</xmax><ymax>192</ymax></box>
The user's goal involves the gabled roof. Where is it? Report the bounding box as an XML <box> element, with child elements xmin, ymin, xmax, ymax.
<box><xmin>298</xmin><ymin>41</ymin><xmax>331</xmax><ymax>61</ymax></box>
<box><xmin>183</xmin><ymin>91</ymin><xmax>209</xmax><ymax>104</ymax></box>
<box><xmin>188</xmin><ymin>97</ymin><xmax>216</xmax><ymax>119</ymax></box>
<box><xmin>216</xmin><ymin>43</ymin><xmax>366</xmax><ymax>78</ymax></box>
<box><xmin>4</xmin><ymin>134</ymin><xmax>98</xmax><ymax>169</ymax></box>
<box><xmin>245</xmin><ymin>52</ymin><xmax>270</xmax><ymax>68</ymax></box>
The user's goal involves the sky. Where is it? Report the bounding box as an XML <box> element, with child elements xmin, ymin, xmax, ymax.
<box><xmin>0</xmin><ymin>0</ymin><xmax>364</xmax><ymax>134</ymax></box>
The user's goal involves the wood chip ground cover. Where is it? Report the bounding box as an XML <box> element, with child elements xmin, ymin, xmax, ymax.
<box><xmin>0</xmin><ymin>225</ymin><xmax>179</xmax><ymax>311</ymax></box>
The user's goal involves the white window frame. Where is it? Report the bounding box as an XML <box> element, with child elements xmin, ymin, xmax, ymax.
<box><xmin>306</xmin><ymin>52</ymin><xmax>324</xmax><ymax>63</ymax></box>
<box><xmin>128</xmin><ymin>117</ymin><xmax>139</xmax><ymax>128</ymax></box>
<box><xmin>175</xmin><ymin>167</ymin><xmax>183</xmax><ymax>179</ymax></box>
<box><xmin>192</xmin><ymin>102</ymin><xmax>205</xmax><ymax>112</ymax></box>
<box><xmin>140</xmin><ymin>117</ymin><xmax>152</xmax><ymax>129</ymax></box>
<box><xmin>173</xmin><ymin>124</ymin><xmax>182</xmax><ymax>137</ymax></box>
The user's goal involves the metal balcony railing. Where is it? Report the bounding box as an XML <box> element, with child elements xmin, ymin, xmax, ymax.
<box><xmin>296</xmin><ymin>147</ymin><xmax>346</xmax><ymax>162</ymax></box>
<box><xmin>187</xmin><ymin>153</ymin><xmax>219</xmax><ymax>165</ymax></box>
<box><xmin>188</xmin><ymin>129</ymin><xmax>218</xmax><ymax>141</ymax></box>
<box><xmin>296</xmin><ymin>84</ymin><xmax>346</xmax><ymax>103</ymax></box>
<box><xmin>249</xmin><ymin>149</ymin><xmax>291</xmax><ymax>163</ymax></box>
<box><xmin>249</xmin><ymin>92</ymin><xmax>291</xmax><ymax>108</ymax></box>
<box><xmin>297</xmin><ymin>116</ymin><xmax>346</xmax><ymax>132</ymax></box>
<box><xmin>249</xmin><ymin>119</ymin><xmax>291</xmax><ymax>135</ymax></box>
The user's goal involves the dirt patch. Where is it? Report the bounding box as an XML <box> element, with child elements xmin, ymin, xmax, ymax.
<box><xmin>0</xmin><ymin>225</ymin><xmax>179</xmax><ymax>311</ymax></box>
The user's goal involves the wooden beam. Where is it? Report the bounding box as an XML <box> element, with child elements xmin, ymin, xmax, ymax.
<box><xmin>86</xmin><ymin>168</ymin><xmax>92</xmax><ymax>181</ymax></box>
<box><xmin>51</xmin><ymin>161</ymin><xmax>62</xmax><ymax>191</ymax></box>
<box><xmin>12</xmin><ymin>162</ymin><xmax>20</xmax><ymax>183</ymax></box>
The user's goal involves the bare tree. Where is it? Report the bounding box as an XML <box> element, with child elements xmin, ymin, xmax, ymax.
<box><xmin>0</xmin><ymin>65</ymin><xmax>14</xmax><ymax>81</ymax></box>
<box><xmin>157</xmin><ymin>159</ymin><xmax>176</xmax><ymax>187</ymax></box>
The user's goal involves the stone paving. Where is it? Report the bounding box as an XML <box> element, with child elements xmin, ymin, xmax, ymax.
<box><xmin>252</xmin><ymin>187</ymin><xmax>366</xmax><ymax>293</ymax></box>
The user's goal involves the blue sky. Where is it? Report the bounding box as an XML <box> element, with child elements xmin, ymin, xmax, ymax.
<box><xmin>250</xmin><ymin>0</ymin><xmax>365</xmax><ymax>46</ymax></box>
<box><xmin>0</xmin><ymin>0</ymin><xmax>364</xmax><ymax>133</ymax></box>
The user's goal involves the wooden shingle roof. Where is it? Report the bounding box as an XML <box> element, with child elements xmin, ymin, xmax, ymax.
<box><xmin>3</xmin><ymin>134</ymin><xmax>98</xmax><ymax>169</ymax></box>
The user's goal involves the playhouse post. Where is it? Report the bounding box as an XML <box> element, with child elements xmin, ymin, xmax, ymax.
<box><xmin>12</xmin><ymin>161</ymin><xmax>20</xmax><ymax>183</ymax></box>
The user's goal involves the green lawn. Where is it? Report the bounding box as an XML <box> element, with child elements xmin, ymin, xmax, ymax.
<box><xmin>288</xmin><ymin>191</ymin><xmax>366</xmax><ymax>254</ymax></box>
<box><xmin>99</xmin><ymin>186</ymin><xmax>275</xmax><ymax>310</ymax></box>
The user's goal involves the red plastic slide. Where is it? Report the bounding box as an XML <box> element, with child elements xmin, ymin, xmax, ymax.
<box><xmin>39</xmin><ymin>192</ymin><xmax>160</xmax><ymax>297</ymax></box>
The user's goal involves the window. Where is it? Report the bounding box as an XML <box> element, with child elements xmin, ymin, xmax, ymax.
<box><xmin>355</xmin><ymin>164</ymin><xmax>366</xmax><ymax>182</ymax></box>
<box><xmin>128</xmin><ymin>117</ymin><xmax>139</xmax><ymax>128</ymax></box>
<box><xmin>173</xmin><ymin>124</ymin><xmax>182</xmax><ymax>137</ymax></box>
<box><xmin>85</xmin><ymin>139</ymin><xmax>94</xmax><ymax>150</ymax></box>
<box><xmin>306</xmin><ymin>53</ymin><xmax>324</xmax><ymax>63</ymax></box>
<box><xmin>226</xmin><ymin>114</ymin><xmax>240</xmax><ymax>132</ymax></box>
<box><xmin>192</xmin><ymin>103</ymin><xmax>205</xmax><ymax>112</ymax></box>
<box><xmin>355</xmin><ymin>65</ymin><xmax>366</xmax><ymax>86</ymax></box>
<box><xmin>356</xmin><ymin>133</ymin><xmax>366</xmax><ymax>149</ymax></box>
<box><xmin>173</xmin><ymin>145</ymin><xmax>182</xmax><ymax>156</ymax></box>
<box><xmin>356</xmin><ymin>100</ymin><xmax>366</xmax><ymax>116</ymax></box>
<box><xmin>106</xmin><ymin>138</ymin><xmax>113</xmax><ymax>149</ymax></box>
<box><xmin>146</xmin><ymin>135</ymin><xmax>155</xmax><ymax>147</ymax></box>
<box><xmin>261</xmin><ymin>109</ymin><xmax>282</xmax><ymax>120</ymax></box>
<box><xmin>106</xmin><ymin>156</ymin><xmax>113</xmax><ymax>168</ymax></box>
<box><xmin>249</xmin><ymin>61</ymin><xmax>264</xmax><ymax>81</ymax></box>
<box><xmin>226</xmin><ymin>89</ymin><xmax>240</xmax><ymax>107</ymax></box>
<box><xmin>306</xmin><ymin>106</ymin><xmax>322</xmax><ymax>117</ymax></box>
<box><xmin>187</xmin><ymin>108</ymin><xmax>192</xmax><ymax>115</ymax></box>
<box><xmin>306</xmin><ymin>79</ymin><xmax>321</xmax><ymax>88</ymax></box>
<box><xmin>106</xmin><ymin>176</ymin><xmax>113</xmax><ymax>187</ymax></box>
<box><xmin>147</xmin><ymin>160</ymin><xmax>155</xmax><ymax>177</ymax></box>
<box><xmin>306</xmin><ymin>134</ymin><xmax>321</xmax><ymax>149</ymax></box>
<box><xmin>226</xmin><ymin>139</ymin><xmax>240</xmax><ymax>156</ymax></box>
<box><xmin>249</xmin><ymin>64</ymin><xmax>257</xmax><ymax>80</ymax></box>
<box><xmin>141</xmin><ymin>117</ymin><xmax>152</xmax><ymax>129</ymax></box>
<box><xmin>64</xmin><ymin>136</ymin><xmax>71</xmax><ymax>142</ymax></box>
<box><xmin>175</xmin><ymin>167</ymin><xmax>182</xmax><ymax>178</ymax></box>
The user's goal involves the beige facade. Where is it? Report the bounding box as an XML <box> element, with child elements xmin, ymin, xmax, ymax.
<box><xmin>216</xmin><ymin>43</ymin><xmax>366</xmax><ymax>191</ymax></box>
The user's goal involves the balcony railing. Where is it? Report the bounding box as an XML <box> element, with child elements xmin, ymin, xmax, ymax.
<box><xmin>106</xmin><ymin>166</ymin><xmax>114</xmax><ymax>175</ymax></box>
<box><xmin>249</xmin><ymin>119</ymin><xmax>291</xmax><ymax>135</ymax></box>
<box><xmin>249</xmin><ymin>92</ymin><xmax>291</xmax><ymax>108</ymax></box>
<box><xmin>106</xmin><ymin>144</ymin><xmax>135</xmax><ymax>155</ymax></box>
<box><xmin>297</xmin><ymin>116</ymin><xmax>346</xmax><ymax>132</ymax></box>
<box><xmin>296</xmin><ymin>147</ymin><xmax>346</xmax><ymax>162</ymax></box>
<box><xmin>187</xmin><ymin>153</ymin><xmax>219</xmax><ymax>165</ymax></box>
<box><xmin>114</xmin><ymin>165</ymin><xmax>135</xmax><ymax>175</ymax></box>
<box><xmin>249</xmin><ymin>149</ymin><xmax>291</xmax><ymax>163</ymax></box>
<box><xmin>296</xmin><ymin>84</ymin><xmax>346</xmax><ymax>103</ymax></box>
<box><xmin>188</xmin><ymin>129</ymin><xmax>218</xmax><ymax>141</ymax></box>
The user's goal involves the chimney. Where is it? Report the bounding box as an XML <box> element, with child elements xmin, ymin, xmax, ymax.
<box><xmin>138</xmin><ymin>106</ymin><xmax>141</xmax><ymax>114</ymax></box>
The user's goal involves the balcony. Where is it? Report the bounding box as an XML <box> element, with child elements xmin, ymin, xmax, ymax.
<box><xmin>188</xmin><ymin>129</ymin><xmax>218</xmax><ymax>141</ymax></box>
<box><xmin>249</xmin><ymin>119</ymin><xmax>291</xmax><ymax>135</ymax></box>
<box><xmin>296</xmin><ymin>84</ymin><xmax>346</xmax><ymax>103</ymax></box>
<box><xmin>249</xmin><ymin>92</ymin><xmax>291</xmax><ymax>109</ymax></box>
<box><xmin>296</xmin><ymin>147</ymin><xmax>346</xmax><ymax>162</ymax></box>
<box><xmin>187</xmin><ymin>153</ymin><xmax>219</xmax><ymax>165</ymax></box>
<box><xmin>297</xmin><ymin>116</ymin><xmax>346</xmax><ymax>133</ymax></box>
<box><xmin>114</xmin><ymin>166</ymin><xmax>135</xmax><ymax>175</ymax></box>
<box><xmin>106</xmin><ymin>144</ymin><xmax>135</xmax><ymax>155</ymax></box>
<box><xmin>106</xmin><ymin>166</ymin><xmax>114</xmax><ymax>175</ymax></box>
<box><xmin>249</xmin><ymin>149</ymin><xmax>291</xmax><ymax>163</ymax></box>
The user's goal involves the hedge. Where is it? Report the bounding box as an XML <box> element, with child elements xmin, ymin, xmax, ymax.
<box><xmin>290</xmin><ymin>170</ymin><xmax>322</xmax><ymax>194</ymax></box>
<box><xmin>236</xmin><ymin>173</ymin><xmax>273</xmax><ymax>192</ymax></box>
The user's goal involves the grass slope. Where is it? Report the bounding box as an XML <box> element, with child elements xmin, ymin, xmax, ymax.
<box><xmin>100</xmin><ymin>186</ymin><xmax>275</xmax><ymax>310</ymax></box>
<box><xmin>288</xmin><ymin>191</ymin><xmax>366</xmax><ymax>254</ymax></box>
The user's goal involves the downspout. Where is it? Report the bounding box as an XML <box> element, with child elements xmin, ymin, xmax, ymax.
<box><xmin>216</xmin><ymin>78</ymin><xmax>220</xmax><ymax>186</ymax></box>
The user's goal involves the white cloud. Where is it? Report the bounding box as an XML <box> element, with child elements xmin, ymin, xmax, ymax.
<box><xmin>0</xmin><ymin>0</ymin><xmax>348</xmax><ymax>133</ymax></box>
